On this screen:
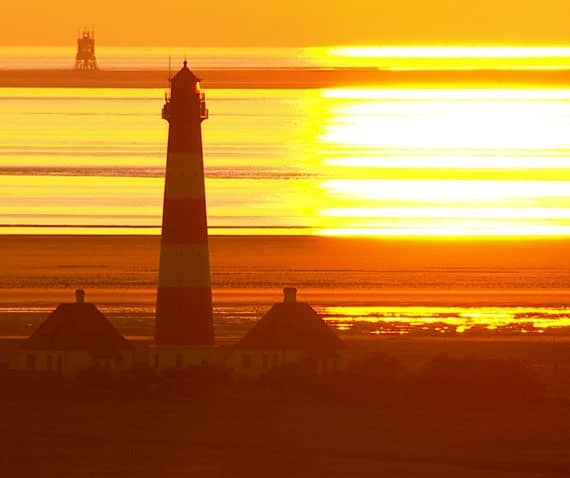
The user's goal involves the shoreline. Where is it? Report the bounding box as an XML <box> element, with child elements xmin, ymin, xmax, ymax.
<box><xmin>1</xmin><ymin>68</ymin><xmax>570</xmax><ymax>88</ymax></box>
<box><xmin>0</xmin><ymin>235</ymin><xmax>569</xmax><ymax>339</ymax></box>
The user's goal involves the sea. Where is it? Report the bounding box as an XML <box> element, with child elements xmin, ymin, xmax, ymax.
<box><xmin>1</xmin><ymin>46</ymin><xmax>570</xmax><ymax>338</ymax></box>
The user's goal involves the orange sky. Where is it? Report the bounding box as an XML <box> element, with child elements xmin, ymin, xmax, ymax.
<box><xmin>2</xmin><ymin>1</ymin><xmax>570</xmax><ymax>46</ymax></box>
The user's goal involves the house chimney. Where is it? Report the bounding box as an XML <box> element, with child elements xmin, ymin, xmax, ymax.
<box><xmin>283</xmin><ymin>287</ymin><xmax>297</xmax><ymax>303</ymax></box>
<box><xmin>76</xmin><ymin>289</ymin><xmax>85</xmax><ymax>304</ymax></box>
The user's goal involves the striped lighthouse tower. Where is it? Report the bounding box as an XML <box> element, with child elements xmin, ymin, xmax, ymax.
<box><xmin>151</xmin><ymin>61</ymin><xmax>214</xmax><ymax>370</ymax></box>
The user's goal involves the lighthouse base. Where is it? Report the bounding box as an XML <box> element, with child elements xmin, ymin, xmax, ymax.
<box><xmin>149</xmin><ymin>344</ymin><xmax>218</xmax><ymax>372</ymax></box>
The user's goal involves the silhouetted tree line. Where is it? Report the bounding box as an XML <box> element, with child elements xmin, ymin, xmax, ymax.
<box><xmin>0</xmin><ymin>355</ymin><xmax>546</xmax><ymax>407</ymax></box>
<box><xmin>250</xmin><ymin>354</ymin><xmax>546</xmax><ymax>407</ymax></box>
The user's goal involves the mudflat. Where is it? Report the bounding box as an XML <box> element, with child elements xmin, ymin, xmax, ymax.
<box><xmin>1</xmin><ymin>235</ymin><xmax>570</xmax><ymax>338</ymax></box>
<box><xmin>3</xmin><ymin>234</ymin><xmax>570</xmax><ymax>305</ymax></box>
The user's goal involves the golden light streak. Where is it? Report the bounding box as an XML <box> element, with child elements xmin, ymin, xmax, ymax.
<box><xmin>322</xmin><ymin>208</ymin><xmax>570</xmax><ymax>220</ymax></box>
<box><xmin>0</xmin><ymin>87</ymin><xmax>166</xmax><ymax>100</ymax></box>
<box><xmin>0</xmin><ymin>226</ymin><xmax>161</xmax><ymax>235</ymax></box>
<box><xmin>322</xmin><ymin>88</ymin><xmax>570</xmax><ymax>100</ymax></box>
<box><xmin>324</xmin><ymin>46</ymin><xmax>570</xmax><ymax>70</ymax></box>
<box><xmin>323</xmin><ymin>305</ymin><xmax>570</xmax><ymax>332</ymax></box>
<box><xmin>329</xmin><ymin>46</ymin><xmax>570</xmax><ymax>59</ymax></box>
<box><xmin>322</xmin><ymin>180</ymin><xmax>570</xmax><ymax>201</ymax></box>
<box><xmin>0</xmin><ymin>226</ymin><xmax>319</xmax><ymax>236</ymax></box>
<box><xmin>321</xmin><ymin>103</ymin><xmax>570</xmax><ymax>150</ymax></box>
<box><xmin>314</xmin><ymin>84</ymin><xmax>570</xmax><ymax>237</ymax></box>
<box><xmin>319</xmin><ymin>225</ymin><xmax>570</xmax><ymax>238</ymax></box>
<box><xmin>325</xmin><ymin>156</ymin><xmax>570</xmax><ymax>170</ymax></box>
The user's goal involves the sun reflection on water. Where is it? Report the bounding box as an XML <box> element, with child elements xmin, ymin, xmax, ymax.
<box><xmin>320</xmin><ymin>306</ymin><xmax>570</xmax><ymax>335</ymax></box>
<box><xmin>317</xmin><ymin>87</ymin><xmax>570</xmax><ymax>237</ymax></box>
<box><xmin>2</xmin><ymin>86</ymin><xmax>570</xmax><ymax>236</ymax></box>
<box><xmin>325</xmin><ymin>46</ymin><xmax>570</xmax><ymax>70</ymax></box>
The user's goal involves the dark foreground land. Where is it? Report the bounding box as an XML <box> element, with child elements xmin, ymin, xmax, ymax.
<box><xmin>2</xmin><ymin>68</ymin><xmax>570</xmax><ymax>88</ymax></box>
<box><xmin>1</xmin><ymin>339</ymin><xmax>569</xmax><ymax>477</ymax></box>
<box><xmin>0</xmin><ymin>371</ymin><xmax>568</xmax><ymax>477</ymax></box>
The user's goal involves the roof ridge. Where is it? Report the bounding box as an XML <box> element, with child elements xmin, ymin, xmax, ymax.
<box><xmin>236</xmin><ymin>300</ymin><xmax>344</xmax><ymax>352</ymax></box>
<box><xmin>21</xmin><ymin>301</ymin><xmax>132</xmax><ymax>354</ymax></box>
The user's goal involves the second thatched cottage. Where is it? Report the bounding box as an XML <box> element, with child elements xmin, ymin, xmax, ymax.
<box><xmin>229</xmin><ymin>288</ymin><xmax>349</xmax><ymax>378</ymax></box>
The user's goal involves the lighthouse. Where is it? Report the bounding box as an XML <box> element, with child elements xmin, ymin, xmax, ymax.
<box><xmin>151</xmin><ymin>61</ymin><xmax>214</xmax><ymax>370</ymax></box>
<box><xmin>74</xmin><ymin>30</ymin><xmax>98</xmax><ymax>70</ymax></box>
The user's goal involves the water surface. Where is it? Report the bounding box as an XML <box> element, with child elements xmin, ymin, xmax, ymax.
<box><xmin>1</xmin><ymin>86</ymin><xmax>570</xmax><ymax>236</ymax></box>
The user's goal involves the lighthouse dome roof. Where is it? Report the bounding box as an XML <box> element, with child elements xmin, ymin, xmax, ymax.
<box><xmin>171</xmin><ymin>61</ymin><xmax>200</xmax><ymax>85</ymax></box>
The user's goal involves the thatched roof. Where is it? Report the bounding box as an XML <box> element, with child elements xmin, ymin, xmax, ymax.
<box><xmin>21</xmin><ymin>299</ymin><xmax>131</xmax><ymax>358</ymax></box>
<box><xmin>236</xmin><ymin>289</ymin><xmax>345</xmax><ymax>354</ymax></box>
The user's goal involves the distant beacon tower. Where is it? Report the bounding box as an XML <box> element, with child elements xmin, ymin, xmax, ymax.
<box><xmin>152</xmin><ymin>61</ymin><xmax>213</xmax><ymax>371</ymax></box>
<box><xmin>74</xmin><ymin>29</ymin><xmax>98</xmax><ymax>70</ymax></box>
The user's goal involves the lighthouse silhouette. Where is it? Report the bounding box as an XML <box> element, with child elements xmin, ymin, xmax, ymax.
<box><xmin>152</xmin><ymin>61</ymin><xmax>214</xmax><ymax>370</ymax></box>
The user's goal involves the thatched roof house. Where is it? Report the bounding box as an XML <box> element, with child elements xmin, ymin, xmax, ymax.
<box><xmin>12</xmin><ymin>290</ymin><xmax>133</xmax><ymax>377</ymax></box>
<box><xmin>231</xmin><ymin>288</ymin><xmax>348</xmax><ymax>377</ymax></box>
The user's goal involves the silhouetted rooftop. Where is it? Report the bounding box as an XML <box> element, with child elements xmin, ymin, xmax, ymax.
<box><xmin>171</xmin><ymin>61</ymin><xmax>200</xmax><ymax>84</ymax></box>
<box><xmin>236</xmin><ymin>289</ymin><xmax>345</xmax><ymax>354</ymax></box>
<box><xmin>21</xmin><ymin>301</ymin><xmax>132</xmax><ymax>357</ymax></box>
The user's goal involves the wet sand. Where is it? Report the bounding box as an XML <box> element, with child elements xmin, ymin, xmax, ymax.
<box><xmin>1</xmin><ymin>235</ymin><xmax>570</xmax><ymax>337</ymax></box>
<box><xmin>2</xmin><ymin>235</ymin><xmax>570</xmax><ymax>303</ymax></box>
<box><xmin>1</xmin><ymin>68</ymin><xmax>570</xmax><ymax>88</ymax></box>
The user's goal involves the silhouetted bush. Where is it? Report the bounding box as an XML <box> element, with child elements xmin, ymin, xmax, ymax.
<box><xmin>350</xmin><ymin>354</ymin><xmax>406</xmax><ymax>379</ymax></box>
<box><xmin>411</xmin><ymin>355</ymin><xmax>545</xmax><ymax>405</ymax></box>
<box><xmin>75</xmin><ymin>365</ymin><xmax>116</xmax><ymax>387</ymax></box>
<box><xmin>259</xmin><ymin>362</ymin><xmax>315</xmax><ymax>383</ymax></box>
<box><xmin>0</xmin><ymin>369</ymin><xmax>67</xmax><ymax>399</ymax></box>
<box><xmin>0</xmin><ymin>354</ymin><xmax>546</xmax><ymax>408</ymax></box>
<box><xmin>150</xmin><ymin>364</ymin><xmax>231</xmax><ymax>399</ymax></box>
<box><xmin>247</xmin><ymin>354</ymin><xmax>546</xmax><ymax>407</ymax></box>
<box><xmin>161</xmin><ymin>364</ymin><xmax>231</xmax><ymax>384</ymax></box>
